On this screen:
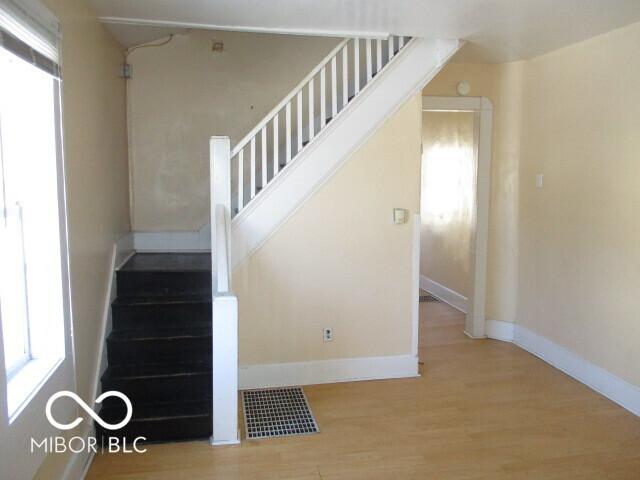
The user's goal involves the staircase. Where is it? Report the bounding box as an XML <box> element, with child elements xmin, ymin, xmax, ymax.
<box><xmin>223</xmin><ymin>36</ymin><xmax>461</xmax><ymax>269</ymax></box>
<box><xmin>97</xmin><ymin>34</ymin><xmax>460</xmax><ymax>446</ymax></box>
<box><xmin>97</xmin><ymin>253</ymin><xmax>213</xmax><ymax>443</ymax></box>
<box><xmin>228</xmin><ymin>36</ymin><xmax>412</xmax><ymax>218</ymax></box>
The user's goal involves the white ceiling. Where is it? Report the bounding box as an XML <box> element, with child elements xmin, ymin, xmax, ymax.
<box><xmin>89</xmin><ymin>0</ymin><xmax>640</xmax><ymax>63</ymax></box>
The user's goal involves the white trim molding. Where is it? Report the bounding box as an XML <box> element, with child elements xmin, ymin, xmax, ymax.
<box><xmin>420</xmin><ymin>275</ymin><xmax>468</xmax><ymax>313</ymax></box>
<box><xmin>61</xmin><ymin>423</ymin><xmax>95</xmax><ymax>480</ymax></box>
<box><xmin>422</xmin><ymin>96</ymin><xmax>493</xmax><ymax>112</ymax></box>
<box><xmin>485</xmin><ymin>319</ymin><xmax>515</xmax><ymax>342</ymax></box>
<box><xmin>98</xmin><ymin>16</ymin><xmax>390</xmax><ymax>40</ymax></box>
<box><xmin>422</xmin><ymin>95</ymin><xmax>493</xmax><ymax>338</ymax></box>
<box><xmin>130</xmin><ymin>223</ymin><xmax>211</xmax><ymax>252</ymax></box>
<box><xmin>411</xmin><ymin>214</ymin><xmax>420</xmax><ymax>358</ymax></box>
<box><xmin>513</xmin><ymin>326</ymin><xmax>640</xmax><ymax>418</ymax></box>
<box><xmin>89</xmin><ymin>235</ymin><xmax>135</xmax><ymax>412</ymax></box>
<box><xmin>239</xmin><ymin>354</ymin><xmax>419</xmax><ymax>390</ymax></box>
<box><xmin>485</xmin><ymin>322</ymin><xmax>640</xmax><ymax>418</ymax></box>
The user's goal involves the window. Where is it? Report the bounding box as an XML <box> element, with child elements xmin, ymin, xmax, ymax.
<box><xmin>0</xmin><ymin>0</ymin><xmax>66</xmax><ymax>420</ymax></box>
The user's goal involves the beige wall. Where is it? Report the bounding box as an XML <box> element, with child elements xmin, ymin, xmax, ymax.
<box><xmin>420</xmin><ymin>111</ymin><xmax>475</xmax><ymax>297</ymax></box>
<box><xmin>35</xmin><ymin>0</ymin><xmax>130</xmax><ymax>476</ymax></box>
<box><xmin>423</xmin><ymin>61</ymin><xmax>524</xmax><ymax>323</ymax></box>
<box><xmin>517</xmin><ymin>21</ymin><xmax>640</xmax><ymax>386</ymax></box>
<box><xmin>234</xmin><ymin>96</ymin><xmax>421</xmax><ymax>365</ymax></box>
<box><xmin>425</xmin><ymin>23</ymin><xmax>640</xmax><ymax>387</ymax></box>
<box><xmin>127</xmin><ymin>30</ymin><xmax>340</xmax><ymax>231</ymax></box>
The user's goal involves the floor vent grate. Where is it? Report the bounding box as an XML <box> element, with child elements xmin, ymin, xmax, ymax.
<box><xmin>242</xmin><ymin>387</ymin><xmax>319</xmax><ymax>439</ymax></box>
<box><xmin>420</xmin><ymin>292</ymin><xmax>440</xmax><ymax>303</ymax></box>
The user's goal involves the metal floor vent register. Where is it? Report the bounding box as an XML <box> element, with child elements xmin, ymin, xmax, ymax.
<box><xmin>242</xmin><ymin>387</ymin><xmax>319</xmax><ymax>439</ymax></box>
<box><xmin>420</xmin><ymin>292</ymin><xmax>440</xmax><ymax>303</ymax></box>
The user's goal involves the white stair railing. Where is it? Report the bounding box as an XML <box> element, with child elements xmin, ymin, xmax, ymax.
<box><xmin>209</xmin><ymin>136</ymin><xmax>239</xmax><ymax>446</ymax></box>
<box><xmin>208</xmin><ymin>35</ymin><xmax>411</xmax><ymax>445</ymax></box>
<box><xmin>230</xmin><ymin>35</ymin><xmax>411</xmax><ymax>217</ymax></box>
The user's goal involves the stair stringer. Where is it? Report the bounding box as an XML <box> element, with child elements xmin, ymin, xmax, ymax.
<box><xmin>230</xmin><ymin>37</ymin><xmax>461</xmax><ymax>270</ymax></box>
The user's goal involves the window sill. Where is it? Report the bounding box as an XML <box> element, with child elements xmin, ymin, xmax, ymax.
<box><xmin>7</xmin><ymin>356</ymin><xmax>63</xmax><ymax>422</ymax></box>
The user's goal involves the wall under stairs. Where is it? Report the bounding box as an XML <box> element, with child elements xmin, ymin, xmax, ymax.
<box><xmin>124</xmin><ymin>36</ymin><xmax>460</xmax><ymax>390</ymax></box>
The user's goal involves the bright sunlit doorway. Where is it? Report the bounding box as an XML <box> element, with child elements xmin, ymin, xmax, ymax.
<box><xmin>420</xmin><ymin>96</ymin><xmax>492</xmax><ymax>339</ymax></box>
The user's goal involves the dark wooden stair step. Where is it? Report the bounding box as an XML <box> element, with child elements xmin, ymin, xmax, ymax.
<box><xmin>101</xmin><ymin>361</ymin><xmax>211</xmax><ymax>405</ymax></box>
<box><xmin>96</xmin><ymin>400</ymin><xmax>212</xmax><ymax>444</ymax></box>
<box><xmin>117</xmin><ymin>253</ymin><xmax>211</xmax><ymax>298</ymax></box>
<box><xmin>106</xmin><ymin>325</ymin><xmax>211</xmax><ymax>365</ymax></box>
<box><xmin>111</xmin><ymin>295</ymin><xmax>211</xmax><ymax>332</ymax></box>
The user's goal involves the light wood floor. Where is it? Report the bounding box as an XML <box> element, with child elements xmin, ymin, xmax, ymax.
<box><xmin>87</xmin><ymin>302</ymin><xmax>640</xmax><ymax>479</ymax></box>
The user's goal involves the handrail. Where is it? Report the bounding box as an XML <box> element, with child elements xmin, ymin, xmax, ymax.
<box><xmin>231</xmin><ymin>38</ymin><xmax>350</xmax><ymax>157</ymax></box>
<box><xmin>207</xmin><ymin>35</ymin><xmax>409</xmax><ymax>447</ymax></box>
<box><xmin>229</xmin><ymin>36</ymin><xmax>411</xmax><ymax>218</ymax></box>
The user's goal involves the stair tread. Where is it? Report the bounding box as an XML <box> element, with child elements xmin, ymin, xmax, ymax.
<box><xmin>99</xmin><ymin>400</ymin><xmax>211</xmax><ymax>422</ymax></box>
<box><xmin>119</xmin><ymin>253</ymin><xmax>211</xmax><ymax>273</ymax></box>
<box><xmin>102</xmin><ymin>361</ymin><xmax>211</xmax><ymax>381</ymax></box>
<box><xmin>108</xmin><ymin>325</ymin><xmax>211</xmax><ymax>341</ymax></box>
<box><xmin>113</xmin><ymin>294</ymin><xmax>212</xmax><ymax>307</ymax></box>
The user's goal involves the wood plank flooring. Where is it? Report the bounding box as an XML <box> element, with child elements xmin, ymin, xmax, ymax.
<box><xmin>87</xmin><ymin>301</ymin><xmax>640</xmax><ymax>479</ymax></box>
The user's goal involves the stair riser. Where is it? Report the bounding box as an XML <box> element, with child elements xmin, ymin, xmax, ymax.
<box><xmin>117</xmin><ymin>271</ymin><xmax>211</xmax><ymax>298</ymax></box>
<box><xmin>101</xmin><ymin>374</ymin><xmax>211</xmax><ymax>406</ymax></box>
<box><xmin>107</xmin><ymin>337</ymin><xmax>211</xmax><ymax>365</ymax></box>
<box><xmin>112</xmin><ymin>302</ymin><xmax>212</xmax><ymax>332</ymax></box>
<box><xmin>96</xmin><ymin>416</ymin><xmax>212</xmax><ymax>444</ymax></box>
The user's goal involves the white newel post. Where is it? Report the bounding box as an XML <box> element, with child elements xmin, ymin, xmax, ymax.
<box><xmin>209</xmin><ymin>136</ymin><xmax>240</xmax><ymax>445</ymax></box>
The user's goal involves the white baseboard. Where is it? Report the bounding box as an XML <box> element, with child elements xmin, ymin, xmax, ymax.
<box><xmin>239</xmin><ymin>354</ymin><xmax>419</xmax><ymax>390</ymax></box>
<box><xmin>486</xmin><ymin>320</ymin><xmax>640</xmax><ymax>418</ymax></box>
<box><xmin>62</xmin><ymin>424</ymin><xmax>95</xmax><ymax>480</ymax></box>
<box><xmin>485</xmin><ymin>319</ymin><xmax>515</xmax><ymax>342</ymax></box>
<box><xmin>512</xmin><ymin>325</ymin><xmax>640</xmax><ymax>417</ymax></box>
<box><xmin>131</xmin><ymin>224</ymin><xmax>211</xmax><ymax>252</ymax></box>
<box><xmin>419</xmin><ymin>275</ymin><xmax>468</xmax><ymax>313</ymax></box>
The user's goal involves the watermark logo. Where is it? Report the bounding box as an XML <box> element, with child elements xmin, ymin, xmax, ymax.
<box><xmin>46</xmin><ymin>390</ymin><xmax>132</xmax><ymax>430</ymax></box>
<box><xmin>32</xmin><ymin>390</ymin><xmax>146</xmax><ymax>454</ymax></box>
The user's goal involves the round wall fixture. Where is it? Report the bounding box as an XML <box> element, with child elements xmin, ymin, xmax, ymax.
<box><xmin>457</xmin><ymin>81</ymin><xmax>471</xmax><ymax>96</ymax></box>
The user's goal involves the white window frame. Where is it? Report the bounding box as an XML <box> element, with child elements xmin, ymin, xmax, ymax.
<box><xmin>0</xmin><ymin>0</ymin><xmax>71</xmax><ymax>422</ymax></box>
<box><xmin>1</xmin><ymin>202</ymin><xmax>33</xmax><ymax>380</ymax></box>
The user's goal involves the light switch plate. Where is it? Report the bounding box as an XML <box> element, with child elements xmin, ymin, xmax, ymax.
<box><xmin>393</xmin><ymin>208</ymin><xmax>407</xmax><ymax>224</ymax></box>
<box><xmin>536</xmin><ymin>174</ymin><xmax>544</xmax><ymax>188</ymax></box>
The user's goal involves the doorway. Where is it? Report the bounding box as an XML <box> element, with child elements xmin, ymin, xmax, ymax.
<box><xmin>419</xmin><ymin>96</ymin><xmax>492</xmax><ymax>338</ymax></box>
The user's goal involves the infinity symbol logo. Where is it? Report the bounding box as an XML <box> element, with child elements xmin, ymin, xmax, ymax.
<box><xmin>45</xmin><ymin>391</ymin><xmax>132</xmax><ymax>431</ymax></box>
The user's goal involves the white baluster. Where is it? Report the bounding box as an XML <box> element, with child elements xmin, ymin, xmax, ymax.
<box><xmin>261</xmin><ymin>126</ymin><xmax>267</xmax><ymax>188</ymax></box>
<box><xmin>285</xmin><ymin>102</ymin><xmax>292</xmax><ymax>163</ymax></box>
<box><xmin>342</xmin><ymin>43</ymin><xmax>348</xmax><ymax>107</ymax></box>
<box><xmin>320</xmin><ymin>66</ymin><xmax>326</xmax><ymax>128</ymax></box>
<box><xmin>297</xmin><ymin>91</ymin><xmax>303</xmax><ymax>151</ymax></box>
<box><xmin>399</xmin><ymin>36</ymin><xmax>405</xmax><ymax>48</ymax></box>
<box><xmin>366</xmin><ymin>39</ymin><xmax>372</xmax><ymax>82</ymax></box>
<box><xmin>388</xmin><ymin>36</ymin><xmax>394</xmax><ymax>61</ymax></box>
<box><xmin>331</xmin><ymin>56</ymin><xmax>337</xmax><ymax>117</ymax></box>
<box><xmin>273</xmin><ymin>113</ymin><xmax>279</xmax><ymax>175</ymax></box>
<box><xmin>238</xmin><ymin>150</ymin><xmax>244</xmax><ymax>210</ymax></box>
<box><xmin>308</xmin><ymin>78</ymin><xmax>314</xmax><ymax>141</ymax></box>
<box><xmin>250</xmin><ymin>137</ymin><xmax>256</xmax><ymax>198</ymax></box>
<box><xmin>354</xmin><ymin>39</ymin><xmax>360</xmax><ymax>95</ymax></box>
<box><xmin>376</xmin><ymin>39</ymin><xmax>382</xmax><ymax>73</ymax></box>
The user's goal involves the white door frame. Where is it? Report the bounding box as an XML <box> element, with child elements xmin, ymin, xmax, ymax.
<box><xmin>421</xmin><ymin>96</ymin><xmax>493</xmax><ymax>338</ymax></box>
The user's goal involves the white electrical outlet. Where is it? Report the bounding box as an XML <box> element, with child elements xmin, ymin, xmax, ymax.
<box><xmin>323</xmin><ymin>328</ymin><xmax>333</xmax><ymax>342</ymax></box>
